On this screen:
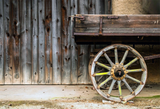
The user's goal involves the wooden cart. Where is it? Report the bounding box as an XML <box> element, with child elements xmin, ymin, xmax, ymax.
<box><xmin>73</xmin><ymin>14</ymin><xmax>160</xmax><ymax>102</ymax></box>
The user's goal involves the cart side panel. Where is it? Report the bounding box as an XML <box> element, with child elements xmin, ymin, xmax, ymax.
<box><xmin>74</xmin><ymin>15</ymin><xmax>160</xmax><ymax>34</ymax></box>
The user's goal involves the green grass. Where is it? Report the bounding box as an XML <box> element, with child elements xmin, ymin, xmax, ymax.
<box><xmin>109</xmin><ymin>95</ymin><xmax>160</xmax><ymax>99</ymax></box>
<box><xmin>135</xmin><ymin>95</ymin><xmax>160</xmax><ymax>99</ymax></box>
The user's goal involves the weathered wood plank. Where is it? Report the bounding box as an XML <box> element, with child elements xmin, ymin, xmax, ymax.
<box><xmin>4</xmin><ymin>0</ymin><xmax>13</xmax><ymax>84</ymax></box>
<box><xmin>89</xmin><ymin>0</ymin><xmax>95</xmax><ymax>14</ymax></box>
<box><xmin>103</xmin><ymin>28</ymin><xmax>160</xmax><ymax>33</ymax></box>
<box><xmin>20</xmin><ymin>0</ymin><xmax>31</xmax><ymax>84</ymax></box>
<box><xmin>74</xmin><ymin>27</ymin><xmax>160</xmax><ymax>34</ymax></box>
<box><xmin>78</xmin><ymin>0</ymin><xmax>89</xmax><ymax>84</ymax></box>
<box><xmin>38</xmin><ymin>0</ymin><xmax>45</xmax><ymax>84</ymax></box>
<box><xmin>52</xmin><ymin>0</ymin><xmax>62</xmax><ymax>84</ymax></box>
<box><xmin>104</xmin><ymin>0</ymin><xmax>108</xmax><ymax>14</ymax></box>
<box><xmin>61</xmin><ymin>0</ymin><xmax>71</xmax><ymax>84</ymax></box>
<box><xmin>45</xmin><ymin>0</ymin><xmax>52</xmax><ymax>84</ymax></box>
<box><xmin>75</xmin><ymin>16</ymin><xmax>160</xmax><ymax>28</ymax></box>
<box><xmin>12</xmin><ymin>0</ymin><xmax>21</xmax><ymax>84</ymax></box>
<box><xmin>26</xmin><ymin>0</ymin><xmax>32</xmax><ymax>84</ymax></box>
<box><xmin>31</xmin><ymin>0</ymin><xmax>38</xmax><ymax>84</ymax></box>
<box><xmin>0</xmin><ymin>0</ymin><xmax>4</xmax><ymax>84</ymax></box>
<box><xmin>70</xmin><ymin>0</ymin><xmax>78</xmax><ymax>84</ymax></box>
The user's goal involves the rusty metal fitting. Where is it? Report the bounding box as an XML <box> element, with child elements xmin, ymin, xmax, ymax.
<box><xmin>140</xmin><ymin>81</ymin><xmax>144</xmax><ymax>85</ymax></box>
<box><xmin>107</xmin><ymin>94</ymin><xmax>110</xmax><ymax>98</ymax></box>
<box><xmin>131</xmin><ymin>91</ymin><xmax>135</xmax><ymax>95</ymax></box>
<box><xmin>102</xmin><ymin>51</ymin><xmax>106</xmax><ymax>54</ymax></box>
<box><xmin>120</xmin><ymin>96</ymin><xmax>123</xmax><ymax>100</ymax></box>
<box><xmin>97</xmin><ymin>86</ymin><xmax>100</xmax><ymax>89</ymax></box>
<box><xmin>92</xmin><ymin>74</ymin><xmax>95</xmax><ymax>77</ymax></box>
<box><xmin>142</xmin><ymin>69</ymin><xmax>145</xmax><ymax>72</ymax></box>
<box><xmin>120</xmin><ymin>63</ymin><xmax>124</xmax><ymax>66</ymax></box>
<box><xmin>111</xmin><ymin>64</ymin><xmax>127</xmax><ymax>81</ymax></box>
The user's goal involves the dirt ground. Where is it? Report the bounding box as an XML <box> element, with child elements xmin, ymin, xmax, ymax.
<box><xmin>0</xmin><ymin>85</ymin><xmax>160</xmax><ymax>109</ymax></box>
<box><xmin>0</xmin><ymin>96</ymin><xmax>160</xmax><ymax>109</ymax></box>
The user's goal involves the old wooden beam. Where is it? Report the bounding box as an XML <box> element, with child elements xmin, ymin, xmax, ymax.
<box><xmin>78</xmin><ymin>0</ymin><xmax>89</xmax><ymax>84</ymax></box>
<box><xmin>12</xmin><ymin>0</ymin><xmax>21</xmax><ymax>84</ymax></box>
<box><xmin>32</xmin><ymin>0</ymin><xmax>38</xmax><ymax>84</ymax></box>
<box><xmin>0</xmin><ymin>0</ymin><xmax>4</xmax><ymax>84</ymax></box>
<box><xmin>20</xmin><ymin>0</ymin><xmax>31</xmax><ymax>84</ymax></box>
<box><xmin>4</xmin><ymin>0</ymin><xmax>12</xmax><ymax>84</ymax></box>
<box><xmin>70</xmin><ymin>0</ymin><xmax>78</xmax><ymax>84</ymax></box>
<box><xmin>52</xmin><ymin>0</ymin><xmax>62</xmax><ymax>84</ymax></box>
<box><xmin>45</xmin><ymin>0</ymin><xmax>52</xmax><ymax>84</ymax></box>
<box><xmin>61</xmin><ymin>0</ymin><xmax>71</xmax><ymax>84</ymax></box>
<box><xmin>38</xmin><ymin>0</ymin><xmax>45</xmax><ymax>84</ymax></box>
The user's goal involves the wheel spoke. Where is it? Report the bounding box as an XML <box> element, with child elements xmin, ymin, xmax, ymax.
<box><xmin>98</xmin><ymin>76</ymin><xmax>112</xmax><ymax>89</ymax></box>
<box><xmin>126</xmin><ymin>75</ymin><xmax>142</xmax><ymax>84</ymax></box>
<box><xmin>114</xmin><ymin>48</ymin><xmax>119</xmax><ymax>64</ymax></box>
<box><xmin>108</xmin><ymin>79</ymin><xmax>116</xmax><ymax>95</ymax></box>
<box><xmin>127</xmin><ymin>69</ymin><xmax>144</xmax><ymax>73</ymax></box>
<box><xmin>124</xmin><ymin>57</ymin><xmax>139</xmax><ymax>68</ymax></box>
<box><xmin>122</xmin><ymin>79</ymin><xmax>133</xmax><ymax>93</ymax></box>
<box><xmin>120</xmin><ymin>50</ymin><xmax>129</xmax><ymax>65</ymax></box>
<box><xmin>95</xmin><ymin>61</ymin><xmax>111</xmax><ymax>70</ymax></box>
<box><xmin>117</xmin><ymin>81</ymin><xmax>122</xmax><ymax>97</ymax></box>
<box><xmin>97</xmin><ymin>76</ymin><xmax>103</xmax><ymax>83</ymax></box>
<box><xmin>104</xmin><ymin>53</ymin><xmax>114</xmax><ymax>66</ymax></box>
<box><xmin>93</xmin><ymin>72</ymin><xmax>110</xmax><ymax>76</ymax></box>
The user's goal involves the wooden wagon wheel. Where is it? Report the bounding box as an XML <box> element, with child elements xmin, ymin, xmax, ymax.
<box><xmin>90</xmin><ymin>44</ymin><xmax>147</xmax><ymax>102</ymax></box>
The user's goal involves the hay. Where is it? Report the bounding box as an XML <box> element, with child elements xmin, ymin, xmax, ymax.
<box><xmin>112</xmin><ymin>0</ymin><xmax>150</xmax><ymax>14</ymax></box>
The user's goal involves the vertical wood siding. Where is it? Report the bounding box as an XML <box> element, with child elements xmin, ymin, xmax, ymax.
<box><xmin>31</xmin><ymin>0</ymin><xmax>38</xmax><ymax>84</ymax></box>
<box><xmin>0</xmin><ymin>0</ymin><xmax>107</xmax><ymax>84</ymax></box>
<box><xmin>0</xmin><ymin>0</ymin><xmax>4</xmax><ymax>84</ymax></box>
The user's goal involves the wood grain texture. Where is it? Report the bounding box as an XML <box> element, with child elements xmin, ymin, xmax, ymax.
<box><xmin>20</xmin><ymin>0</ymin><xmax>31</xmax><ymax>84</ymax></box>
<box><xmin>78</xmin><ymin>0</ymin><xmax>89</xmax><ymax>84</ymax></box>
<box><xmin>70</xmin><ymin>0</ymin><xmax>78</xmax><ymax>84</ymax></box>
<box><xmin>0</xmin><ymin>0</ymin><xmax>4</xmax><ymax>84</ymax></box>
<box><xmin>12</xmin><ymin>0</ymin><xmax>21</xmax><ymax>84</ymax></box>
<box><xmin>52</xmin><ymin>0</ymin><xmax>62</xmax><ymax>84</ymax></box>
<box><xmin>61</xmin><ymin>0</ymin><xmax>71</xmax><ymax>84</ymax></box>
<box><xmin>31</xmin><ymin>0</ymin><xmax>38</xmax><ymax>84</ymax></box>
<box><xmin>74</xmin><ymin>15</ymin><xmax>160</xmax><ymax>34</ymax></box>
<box><xmin>26</xmin><ymin>0</ymin><xmax>32</xmax><ymax>84</ymax></box>
<box><xmin>38</xmin><ymin>0</ymin><xmax>45</xmax><ymax>84</ymax></box>
<box><xmin>45</xmin><ymin>0</ymin><xmax>52</xmax><ymax>84</ymax></box>
<box><xmin>4</xmin><ymin>0</ymin><xmax>12</xmax><ymax>84</ymax></box>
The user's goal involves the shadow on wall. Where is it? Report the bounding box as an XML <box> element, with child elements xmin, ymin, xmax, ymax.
<box><xmin>142</xmin><ymin>0</ymin><xmax>160</xmax><ymax>14</ymax></box>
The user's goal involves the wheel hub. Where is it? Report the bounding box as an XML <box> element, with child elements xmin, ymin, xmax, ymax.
<box><xmin>111</xmin><ymin>64</ymin><xmax>127</xmax><ymax>81</ymax></box>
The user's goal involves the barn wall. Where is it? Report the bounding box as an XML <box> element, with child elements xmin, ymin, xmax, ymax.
<box><xmin>0</xmin><ymin>0</ymin><xmax>107</xmax><ymax>84</ymax></box>
<box><xmin>0</xmin><ymin>0</ymin><xmax>160</xmax><ymax>85</ymax></box>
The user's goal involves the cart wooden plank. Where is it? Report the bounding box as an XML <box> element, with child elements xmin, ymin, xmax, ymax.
<box><xmin>74</xmin><ymin>14</ymin><xmax>160</xmax><ymax>35</ymax></box>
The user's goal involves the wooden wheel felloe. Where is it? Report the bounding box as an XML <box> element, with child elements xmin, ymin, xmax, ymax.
<box><xmin>90</xmin><ymin>44</ymin><xmax>147</xmax><ymax>102</ymax></box>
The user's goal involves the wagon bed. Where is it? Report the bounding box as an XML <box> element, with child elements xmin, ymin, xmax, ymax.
<box><xmin>74</xmin><ymin>14</ymin><xmax>160</xmax><ymax>44</ymax></box>
<box><xmin>73</xmin><ymin>14</ymin><xmax>160</xmax><ymax>103</ymax></box>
